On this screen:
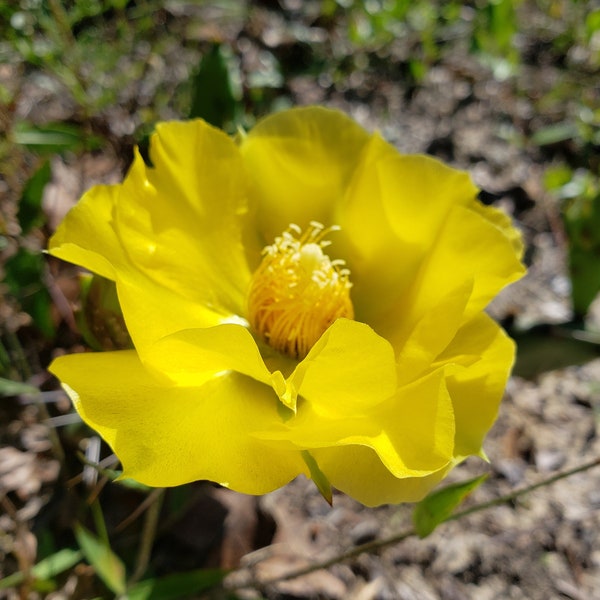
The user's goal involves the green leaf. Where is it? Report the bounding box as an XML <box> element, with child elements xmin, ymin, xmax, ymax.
<box><xmin>127</xmin><ymin>569</ymin><xmax>227</xmax><ymax>600</ymax></box>
<box><xmin>301</xmin><ymin>450</ymin><xmax>332</xmax><ymax>505</ymax></box>
<box><xmin>531</xmin><ymin>121</ymin><xmax>579</xmax><ymax>146</ymax></box>
<box><xmin>543</xmin><ymin>164</ymin><xmax>573</xmax><ymax>194</ymax></box>
<box><xmin>13</xmin><ymin>121</ymin><xmax>100</xmax><ymax>155</ymax></box>
<box><xmin>563</xmin><ymin>190</ymin><xmax>600</xmax><ymax>317</ymax></box>
<box><xmin>0</xmin><ymin>377</ymin><xmax>38</xmax><ymax>397</ymax></box>
<box><xmin>189</xmin><ymin>43</ymin><xmax>238</xmax><ymax>129</ymax></box>
<box><xmin>18</xmin><ymin>161</ymin><xmax>51</xmax><ymax>234</ymax></box>
<box><xmin>512</xmin><ymin>324</ymin><xmax>600</xmax><ymax>379</ymax></box>
<box><xmin>413</xmin><ymin>474</ymin><xmax>488</xmax><ymax>538</ymax></box>
<box><xmin>74</xmin><ymin>524</ymin><xmax>126</xmax><ymax>595</ymax></box>
<box><xmin>0</xmin><ymin>548</ymin><xmax>83</xmax><ymax>590</ymax></box>
<box><xmin>30</xmin><ymin>549</ymin><xmax>83</xmax><ymax>581</ymax></box>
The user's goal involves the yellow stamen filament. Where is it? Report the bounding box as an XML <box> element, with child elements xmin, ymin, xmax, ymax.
<box><xmin>247</xmin><ymin>222</ymin><xmax>354</xmax><ymax>359</ymax></box>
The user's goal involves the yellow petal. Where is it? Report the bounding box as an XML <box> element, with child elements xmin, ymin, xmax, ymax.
<box><xmin>51</xmin><ymin>119</ymin><xmax>254</xmax><ymax>351</ymax></box>
<box><xmin>259</xmin><ymin>368</ymin><xmax>455</xmax><ymax>480</ymax></box>
<box><xmin>49</xmin><ymin>350</ymin><xmax>306</xmax><ymax>493</ymax></box>
<box><xmin>415</xmin><ymin>207</ymin><xmax>525</xmax><ymax>316</ymax></box>
<box><xmin>336</xmin><ymin>145</ymin><xmax>478</xmax><ymax>325</ymax></box>
<box><xmin>48</xmin><ymin>184</ymin><xmax>124</xmax><ymax>281</ymax></box>
<box><xmin>111</xmin><ymin>276</ymin><xmax>234</xmax><ymax>353</ymax></box>
<box><xmin>333</xmin><ymin>136</ymin><xmax>417</xmax><ymax>323</ymax></box>
<box><xmin>394</xmin><ymin>280</ymin><xmax>474</xmax><ymax>384</ymax></box>
<box><xmin>114</xmin><ymin>122</ymin><xmax>251</xmax><ymax>321</ymax></box>
<box><xmin>239</xmin><ymin>106</ymin><xmax>372</xmax><ymax>245</ymax></box>
<box><xmin>286</xmin><ymin>318</ymin><xmax>397</xmax><ymax>414</ymax></box>
<box><xmin>334</xmin><ymin>146</ymin><xmax>524</xmax><ymax>346</ymax></box>
<box><xmin>434</xmin><ymin>313</ymin><xmax>516</xmax><ymax>458</ymax></box>
<box><xmin>379</xmin><ymin>155</ymin><xmax>479</xmax><ymax>245</ymax></box>
<box><xmin>312</xmin><ymin>445</ymin><xmax>456</xmax><ymax>507</ymax></box>
<box><xmin>141</xmin><ymin>324</ymin><xmax>272</xmax><ymax>388</ymax></box>
<box><xmin>399</xmin><ymin>203</ymin><xmax>525</xmax><ymax>337</ymax></box>
<box><xmin>469</xmin><ymin>200</ymin><xmax>525</xmax><ymax>258</ymax></box>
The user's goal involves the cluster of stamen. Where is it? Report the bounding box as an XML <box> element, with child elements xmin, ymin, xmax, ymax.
<box><xmin>247</xmin><ymin>222</ymin><xmax>354</xmax><ymax>359</ymax></box>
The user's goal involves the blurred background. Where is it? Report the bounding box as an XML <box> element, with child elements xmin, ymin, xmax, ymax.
<box><xmin>1</xmin><ymin>1</ymin><xmax>600</xmax><ymax>599</ymax></box>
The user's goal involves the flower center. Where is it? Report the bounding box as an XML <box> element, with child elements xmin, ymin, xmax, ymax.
<box><xmin>247</xmin><ymin>222</ymin><xmax>354</xmax><ymax>360</ymax></box>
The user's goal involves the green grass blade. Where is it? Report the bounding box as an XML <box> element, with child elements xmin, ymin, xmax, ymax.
<box><xmin>127</xmin><ymin>568</ymin><xmax>227</xmax><ymax>600</ymax></box>
<box><xmin>0</xmin><ymin>548</ymin><xmax>83</xmax><ymax>590</ymax></box>
<box><xmin>74</xmin><ymin>524</ymin><xmax>127</xmax><ymax>595</ymax></box>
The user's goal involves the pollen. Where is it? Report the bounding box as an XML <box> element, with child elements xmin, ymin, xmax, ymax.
<box><xmin>247</xmin><ymin>222</ymin><xmax>354</xmax><ymax>360</ymax></box>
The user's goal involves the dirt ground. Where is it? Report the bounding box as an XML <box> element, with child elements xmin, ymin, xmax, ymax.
<box><xmin>2</xmin><ymin>3</ymin><xmax>600</xmax><ymax>599</ymax></box>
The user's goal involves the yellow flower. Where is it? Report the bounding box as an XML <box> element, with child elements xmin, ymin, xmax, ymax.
<box><xmin>48</xmin><ymin>107</ymin><xmax>525</xmax><ymax>506</ymax></box>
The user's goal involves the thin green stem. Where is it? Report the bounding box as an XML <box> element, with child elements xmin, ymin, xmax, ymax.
<box><xmin>90</xmin><ymin>498</ymin><xmax>110</xmax><ymax>548</ymax></box>
<box><xmin>230</xmin><ymin>455</ymin><xmax>600</xmax><ymax>590</ymax></box>
<box><xmin>128</xmin><ymin>489</ymin><xmax>164</xmax><ymax>586</ymax></box>
<box><xmin>5</xmin><ymin>331</ymin><xmax>31</xmax><ymax>381</ymax></box>
<box><xmin>47</xmin><ymin>0</ymin><xmax>77</xmax><ymax>49</ymax></box>
<box><xmin>447</xmin><ymin>455</ymin><xmax>600</xmax><ymax>523</ymax></box>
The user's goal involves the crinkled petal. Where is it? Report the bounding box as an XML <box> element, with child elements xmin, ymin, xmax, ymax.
<box><xmin>333</xmin><ymin>136</ymin><xmax>419</xmax><ymax>322</ymax></box>
<box><xmin>394</xmin><ymin>280</ymin><xmax>473</xmax><ymax>384</ymax></box>
<box><xmin>49</xmin><ymin>350</ymin><xmax>306</xmax><ymax>493</ymax></box>
<box><xmin>379</xmin><ymin>155</ymin><xmax>479</xmax><ymax>244</ymax></box>
<box><xmin>48</xmin><ymin>184</ymin><xmax>124</xmax><ymax>281</ymax></box>
<box><xmin>259</xmin><ymin>368</ymin><xmax>455</xmax><ymax>479</ymax></box>
<box><xmin>335</xmin><ymin>143</ymin><xmax>478</xmax><ymax>325</ymax></box>
<box><xmin>434</xmin><ymin>313</ymin><xmax>516</xmax><ymax>458</ymax></box>
<box><xmin>113</xmin><ymin>276</ymin><xmax>234</xmax><ymax>353</ymax></box>
<box><xmin>142</xmin><ymin>324</ymin><xmax>272</xmax><ymax>388</ymax></box>
<box><xmin>284</xmin><ymin>319</ymin><xmax>397</xmax><ymax>414</ymax></box>
<box><xmin>115</xmin><ymin>122</ymin><xmax>251</xmax><ymax>320</ymax></box>
<box><xmin>359</xmin><ymin>202</ymin><xmax>524</xmax><ymax>371</ymax></box>
<box><xmin>50</xmin><ymin>119</ymin><xmax>252</xmax><ymax>351</ymax></box>
<box><xmin>469</xmin><ymin>201</ymin><xmax>525</xmax><ymax>258</ymax></box>
<box><xmin>404</xmin><ymin>203</ymin><xmax>525</xmax><ymax>328</ymax></box>
<box><xmin>239</xmin><ymin>106</ymin><xmax>372</xmax><ymax>246</ymax></box>
<box><xmin>312</xmin><ymin>445</ymin><xmax>456</xmax><ymax>507</ymax></box>
<box><xmin>334</xmin><ymin>144</ymin><xmax>524</xmax><ymax>347</ymax></box>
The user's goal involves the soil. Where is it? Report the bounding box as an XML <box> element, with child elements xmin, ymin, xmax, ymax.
<box><xmin>1</xmin><ymin>2</ymin><xmax>599</xmax><ymax>599</ymax></box>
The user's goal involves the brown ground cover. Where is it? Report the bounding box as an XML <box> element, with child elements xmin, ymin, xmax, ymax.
<box><xmin>1</xmin><ymin>2</ymin><xmax>599</xmax><ymax>598</ymax></box>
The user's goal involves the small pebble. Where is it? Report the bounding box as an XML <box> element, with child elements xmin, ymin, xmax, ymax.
<box><xmin>350</xmin><ymin>519</ymin><xmax>380</xmax><ymax>545</ymax></box>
